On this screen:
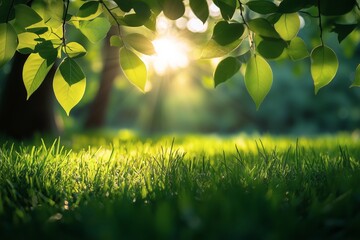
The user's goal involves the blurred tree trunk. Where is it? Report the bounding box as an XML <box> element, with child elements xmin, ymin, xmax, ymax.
<box><xmin>0</xmin><ymin>52</ymin><xmax>57</xmax><ymax>139</ymax></box>
<box><xmin>85</xmin><ymin>28</ymin><xmax>120</xmax><ymax>128</ymax></box>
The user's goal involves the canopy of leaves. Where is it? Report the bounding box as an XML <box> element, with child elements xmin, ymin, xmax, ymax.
<box><xmin>0</xmin><ymin>0</ymin><xmax>359</xmax><ymax>114</ymax></box>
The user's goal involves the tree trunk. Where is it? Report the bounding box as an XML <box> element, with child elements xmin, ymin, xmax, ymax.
<box><xmin>85</xmin><ymin>29</ymin><xmax>120</xmax><ymax>128</ymax></box>
<box><xmin>0</xmin><ymin>52</ymin><xmax>57</xmax><ymax>139</ymax></box>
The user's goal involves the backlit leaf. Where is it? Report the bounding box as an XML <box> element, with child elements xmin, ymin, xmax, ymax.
<box><xmin>125</xmin><ymin>33</ymin><xmax>155</xmax><ymax>55</ymax></box>
<box><xmin>53</xmin><ymin>58</ymin><xmax>86</xmax><ymax>115</ymax></box>
<box><xmin>214</xmin><ymin>57</ymin><xmax>241</xmax><ymax>87</ymax></box>
<box><xmin>17</xmin><ymin>32</ymin><xmax>38</xmax><ymax>54</ymax></box>
<box><xmin>212</xmin><ymin>21</ymin><xmax>244</xmax><ymax>46</ymax></box>
<box><xmin>79</xmin><ymin>17</ymin><xmax>111</xmax><ymax>43</ymax></box>
<box><xmin>31</xmin><ymin>0</ymin><xmax>63</xmax><ymax>28</ymax></box>
<box><xmin>0</xmin><ymin>23</ymin><xmax>18</xmax><ymax>68</ymax></box>
<box><xmin>274</xmin><ymin>13</ymin><xmax>300</xmax><ymax>41</ymax></box>
<box><xmin>245</xmin><ymin>54</ymin><xmax>273</xmax><ymax>109</ymax></box>
<box><xmin>23</xmin><ymin>53</ymin><xmax>55</xmax><ymax>99</ymax></box>
<box><xmin>311</xmin><ymin>45</ymin><xmax>338</xmax><ymax>94</ymax></box>
<box><xmin>110</xmin><ymin>35</ymin><xmax>123</xmax><ymax>47</ymax></box>
<box><xmin>246</xmin><ymin>1</ymin><xmax>278</xmax><ymax>14</ymax></box>
<box><xmin>201</xmin><ymin>38</ymin><xmax>242</xmax><ymax>59</ymax></box>
<box><xmin>64</xmin><ymin>42</ymin><xmax>87</xmax><ymax>58</ymax></box>
<box><xmin>119</xmin><ymin>48</ymin><xmax>147</xmax><ymax>91</ymax></box>
<box><xmin>77</xmin><ymin>1</ymin><xmax>103</xmax><ymax>20</ymax></box>
<box><xmin>14</xmin><ymin>4</ymin><xmax>42</xmax><ymax>30</ymax></box>
<box><xmin>287</xmin><ymin>37</ymin><xmax>309</xmax><ymax>61</ymax></box>
<box><xmin>350</xmin><ymin>64</ymin><xmax>360</xmax><ymax>88</ymax></box>
<box><xmin>163</xmin><ymin>0</ymin><xmax>185</xmax><ymax>20</ymax></box>
<box><xmin>190</xmin><ymin>0</ymin><xmax>209</xmax><ymax>23</ymax></box>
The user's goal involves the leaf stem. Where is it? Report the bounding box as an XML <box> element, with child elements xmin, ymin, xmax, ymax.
<box><xmin>100</xmin><ymin>1</ymin><xmax>122</xmax><ymax>37</ymax></box>
<box><xmin>6</xmin><ymin>0</ymin><xmax>15</xmax><ymax>23</ymax></box>
<box><xmin>237</xmin><ymin>0</ymin><xmax>254</xmax><ymax>51</ymax></box>
<box><xmin>317</xmin><ymin>0</ymin><xmax>324</xmax><ymax>46</ymax></box>
<box><xmin>62</xmin><ymin>0</ymin><xmax>70</xmax><ymax>48</ymax></box>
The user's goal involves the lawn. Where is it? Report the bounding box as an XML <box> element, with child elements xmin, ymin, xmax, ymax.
<box><xmin>1</xmin><ymin>132</ymin><xmax>360</xmax><ymax>239</ymax></box>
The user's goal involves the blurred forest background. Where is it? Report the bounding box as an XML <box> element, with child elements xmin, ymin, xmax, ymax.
<box><xmin>0</xmin><ymin>9</ymin><xmax>359</xmax><ymax>137</ymax></box>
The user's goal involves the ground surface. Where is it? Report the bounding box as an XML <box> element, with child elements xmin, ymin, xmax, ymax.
<box><xmin>1</xmin><ymin>132</ymin><xmax>360</xmax><ymax>239</ymax></box>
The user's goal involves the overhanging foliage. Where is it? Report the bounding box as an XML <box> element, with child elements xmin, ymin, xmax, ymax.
<box><xmin>0</xmin><ymin>0</ymin><xmax>359</xmax><ymax>114</ymax></box>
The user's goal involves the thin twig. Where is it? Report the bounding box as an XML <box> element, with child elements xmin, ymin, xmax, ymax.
<box><xmin>62</xmin><ymin>0</ymin><xmax>70</xmax><ymax>47</ymax></box>
<box><xmin>100</xmin><ymin>0</ymin><xmax>122</xmax><ymax>36</ymax></box>
<box><xmin>317</xmin><ymin>0</ymin><xmax>324</xmax><ymax>46</ymax></box>
<box><xmin>237</xmin><ymin>0</ymin><xmax>254</xmax><ymax>51</ymax></box>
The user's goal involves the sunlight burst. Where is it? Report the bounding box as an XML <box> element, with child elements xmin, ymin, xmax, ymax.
<box><xmin>152</xmin><ymin>36</ymin><xmax>189</xmax><ymax>75</ymax></box>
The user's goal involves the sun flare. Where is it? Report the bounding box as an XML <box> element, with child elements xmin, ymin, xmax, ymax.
<box><xmin>152</xmin><ymin>36</ymin><xmax>189</xmax><ymax>75</ymax></box>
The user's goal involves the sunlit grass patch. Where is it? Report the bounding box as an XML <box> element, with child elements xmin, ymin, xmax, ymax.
<box><xmin>0</xmin><ymin>133</ymin><xmax>360</xmax><ymax>239</ymax></box>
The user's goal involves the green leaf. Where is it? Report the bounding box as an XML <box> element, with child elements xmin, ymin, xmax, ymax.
<box><xmin>212</xmin><ymin>21</ymin><xmax>244</xmax><ymax>46</ymax></box>
<box><xmin>110</xmin><ymin>35</ymin><xmax>123</xmax><ymax>47</ymax></box>
<box><xmin>201</xmin><ymin>38</ymin><xmax>242</xmax><ymax>59</ymax></box>
<box><xmin>163</xmin><ymin>0</ymin><xmax>185</xmax><ymax>20</ymax></box>
<box><xmin>114</xmin><ymin>0</ymin><xmax>132</xmax><ymax>12</ymax></box>
<box><xmin>287</xmin><ymin>37</ymin><xmax>309</xmax><ymax>61</ymax></box>
<box><xmin>64</xmin><ymin>42</ymin><xmax>87</xmax><ymax>58</ymax></box>
<box><xmin>79</xmin><ymin>17</ymin><xmax>111</xmax><ymax>43</ymax></box>
<box><xmin>310</xmin><ymin>45</ymin><xmax>338</xmax><ymax>94</ymax></box>
<box><xmin>31</xmin><ymin>0</ymin><xmax>63</xmax><ymax>28</ymax></box>
<box><xmin>350</xmin><ymin>64</ymin><xmax>360</xmax><ymax>88</ymax></box>
<box><xmin>213</xmin><ymin>0</ymin><xmax>236</xmax><ymax>20</ymax></box>
<box><xmin>256</xmin><ymin>36</ymin><xmax>286</xmax><ymax>59</ymax></box>
<box><xmin>35</xmin><ymin>40</ymin><xmax>58</xmax><ymax>60</ymax></box>
<box><xmin>190</xmin><ymin>0</ymin><xmax>209</xmax><ymax>23</ymax></box>
<box><xmin>122</xmin><ymin>2</ymin><xmax>152</xmax><ymax>27</ymax></box>
<box><xmin>23</xmin><ymin>53</ymin><xmax>55</xmax><ymax>99</ymax></box>
<box><xmin>0</xmin><ymin>23</ymin><xmax>18</xmax><ymax>68</ymax></box>
<box><xmin>0</xmin><ymin>0</ymin><xmax>15</xmax><ymax>23</ymax></box>
<box><xmin>246</xmin><ymin>1</ymin><xmax>278</xmax><ymax>14</ymax></box>
<box><xmin>274</xmin><ymin>13</ymin><xmax>300</xmax><ymax>41</ymax></box>
<box><xmin>14</xmin><ymin>4</ymin><xmax>42</xmax><ymax>30</ymax></box>
<box><xmin>26</xmin><ymin>26</ymin><xmax>48</xmax><ymax>35</ymax></box>
<box><xmin>214</xmin><ymin>57</ymin><xmax>241</xmax><ymax>87</ymax></box>
<box><xmin>119</xmin><ymin>48</ymin><xmax>147</xmax><ymax>91</ymax></box>
<box><xmin>245</xmin><ymin>54</ymin><xmax>273</xmax><ymax>109</ymax></box>
<box><xmin>278</xmin><ymin>0</ymin><xmax>313</xmax><ymax>13</ymax></box>
<box><xmin>53</xmin><ymin>57</ymin><xmax>86</xmax><ymax>115</ymax></box>
<box><xmin>248</xmin><ymin>18</ymin><xmax>280</xmax><ymax>39</ymax></box>
<box><xmin>77</xmin><ymin>1</ymin><xmax>103</xmax><ymax>20</ymax></box>
<box><xmin>17</xmin><ymin>32</ymin><xmax>38</xmax><ymax>54</ymax></box>
<box><xmin>332</xmin><ymin>24</ymin><xmax>358</xmax><ymax>43</ymax></box>
<box><xmin>320</xmin><ymin>0</ymin><xmax>356</xmax><ymax>16</ymax></box>
<box><xmin>124</xmin><ymin>33</ymin><xmax>155</xmax><ymax>55</ymax></box>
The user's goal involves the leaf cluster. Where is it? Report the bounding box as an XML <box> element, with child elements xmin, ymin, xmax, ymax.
<box><xmin>0</xmin><ymin>0</ymin><xmax>359</xmax><ymax>114</ymax></box>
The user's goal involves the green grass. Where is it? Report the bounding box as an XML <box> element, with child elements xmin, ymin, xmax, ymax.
<box><xmin>1</xmin><ymin>132</ymin><xmax>360</xmax><ymax>239</ymax></box>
